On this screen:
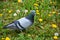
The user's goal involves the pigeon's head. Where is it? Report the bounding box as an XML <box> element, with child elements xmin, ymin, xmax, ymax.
<box><xmin>30</xmin><ymin>10</ymin><xmax>36</xmax><ymax>16</ymax></box>
<box><xmin>26</xmin><ymin>10</ymin><xmax>36</xmax><ymax>22</ymax></box>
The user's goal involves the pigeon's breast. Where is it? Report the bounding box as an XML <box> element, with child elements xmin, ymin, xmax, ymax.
<box><xmin>17</xmin><ymin>17</ymin><xmax>32</xmax><ymax>28</ymax></box>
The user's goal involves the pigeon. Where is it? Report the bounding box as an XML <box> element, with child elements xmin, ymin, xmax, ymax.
<box><xmin>3</xmin><ymin>10</ymin><xmax>36</xmax><ymax>31</ymax></box>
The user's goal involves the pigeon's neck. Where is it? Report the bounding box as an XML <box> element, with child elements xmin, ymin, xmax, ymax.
<box><xmin>26</xmin><ymin>13</ymin><xmax>34</xmax><ymax>22</ymax></box>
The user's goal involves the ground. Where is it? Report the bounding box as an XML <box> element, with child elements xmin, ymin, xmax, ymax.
<box><xmin>0</xmin><ymin>0</ymin><xmax>60</xmax><ymax>40</ymax></box>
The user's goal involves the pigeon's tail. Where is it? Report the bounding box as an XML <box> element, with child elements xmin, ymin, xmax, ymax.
<box><xmin>3</xmin><ymin>23</ymin><xmax>18</xmax><ymax>30</ymax></box>
<box><xmin>3</xmin><ymin>25</ymin><xmax>8</xmax><ymax>29</ymax></box>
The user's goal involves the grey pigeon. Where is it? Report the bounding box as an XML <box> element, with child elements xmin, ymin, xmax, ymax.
<box><xmin>3</xmin><ymin>10</ymin><xmax>36</xmax><ymax>31</ymax></box>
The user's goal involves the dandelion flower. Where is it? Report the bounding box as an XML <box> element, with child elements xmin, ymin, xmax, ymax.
<box><xmin>50</xmin><ymin>1</ymin><xmax>53</xmax><ymax>4</ymax></box>
<box><xmin>13</xmin><ymin>13</ymin><xmax>17</xmax><ymax>16</ymax></box>
<box><xmin>53</xmin><ymin>36</ymin><xmax>58</xmax><ymax>40</ymax></box>
<box><xmin>9</xmin><ymin>10</ymin><xmax>12</xmax><ymax>13</ymax></box>
<box><xmin>35</xmin><ymin>6</ymin><xmax>38</xmax><ymax>9</ymax></box>
<box><xmin>52</xmin><ymin>24</ymin><xmax>57</xmax><ymax>28</ymax></box>
<box><xmin>39</xmin><ymin>18</ymin><xmax>43</xmax><ymax>22</ymax></box>
<box><xmin>48</xmin><ymin>14</ymin><xmax>52</xmax><ymax>17</ymax></box>
<box><xmin>52</xmin><ymin>11</ymin><xmax>56</xmax><ymax>14</ymax></box>
<box><xmin>28</xmin><ymin>34</ymin><xmax>31</xmax><ymax>37</ymax></box>
<box><xmin>36</xmin><ymin>10</ymin><xmax>39</xmax><ymax>13</ymax></box>
<box><xmin>34</xmin><ymin>3</ymin><xmax>39</xmax><ymax>6</ymax></box>
<box><xmin>18</xmin><ymin>0</ymin><xmax>22</xmax><ymax>3</ymax></box>
<box><xmin>42</xmin><ymin>0</ymin><xmax>44</xmax><ymax>2</ymax></box>
<box><xmin>36</xmin><ymin>12</ymin><xmax>40</xmax><ymax>15</ymax></box>
<box><xmin>5</xmin><ymin>37</ymin><xmax>10</xmax><ymax>40</ymax></box>
<box><xmin>0</xmin><ymin>14</ymin><xmax>3</xmax><ymax>17</ymax></box>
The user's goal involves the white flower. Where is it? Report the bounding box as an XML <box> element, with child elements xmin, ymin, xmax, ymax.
<box><xmin>13</xmin><ymin>13</ymin><xmax>17</xmax><ymax>16</ymax></box>
<box><xmin>16</xmin><ymin>9</ymin><xmax>20</xmax><ymax>13</ymax></box>
<box><xmin>3</xmin><ymin>9</ymin><xmax>6</xmax><ymax>11</ymax></box>
<box><xmin>54</xmin><ymin>33</ymin><xmax>59</xmax><ymax>36</ymax></box>
<box><xmin>20</xmin><ymin>0</ymin><xmax>23</xmax><ymax>3</ymax></box>
<box><xmin>24</xmin><ymin>10</ymin><xmax>28</xmax><ymax>13</ymax></box>
<box><xmin>49</xmin><ymin>11</ymin><xmax>52</xmax><ymax>13</ymax></box>
<box><xmin>58</xmin><ymin>13</ymin><xmax>60</xmax><ymax>14</ymax></box>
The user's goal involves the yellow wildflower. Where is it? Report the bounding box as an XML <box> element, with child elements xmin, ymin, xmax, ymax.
<box><xmin>35</xmin><ymin>6</ymin><xmax>38</xmax><ymax>9</ymax></box>
<box><xmin>39</xmin><ymin>18</ymin><xmax>43</xmax><ymax>22</ymax></box>
<box><xmin>0</xmin><ymin>14</ymin><xmax>3</xmax><ymax>17</ymax></box>
<box><xmin>5</xmin><ymin>37</ymin><xmax>10</xmax><ymax>40</ymax></box>
<box><xmin>48</xmin><ymin>14</ymin><xmax>52</xmax><ymax>17</ymax></box>
<box><xmin>52</xmin><ymin>24</ymin><xmax>57</xmax><ymax>28</ymax></box>
<box><xmin>42</xmin><ymin>0</ymin><xmax>44</xmax><ymax>2</ymax></box>
<box><xmin>9</xmin><ymin>10</ymin><xmax>12</xmax><ymax>13</ymax></box>
<box><xmin>52</xmin><ymin>11</ymin><xmax>56</xmax><ymax>14</ymax></box>
<box><xmin>34</xmin><ymin>3</ymin><xmax>39</xmax><ymax>6</ymax></box>
<box><xmin>53</xmin><ymin>36</ymin><xmax>58</xmax><ymax>40</ymax></box>
<box><xmin>50</xmin><ymin>1</ymin><xmax>53</xmax><ymax>4</ymax></box>
<box><xmin>36</xmin><ymin>12</ymin><xmax>40</xmax><ymax>15</ymax></box>
<box><xmin>36</xmin><ymin>10</ymin><xmax>39</xmax><ymax>13</ymax></box>
<box><xmin>18</xmin><ymin>0</ymin><xmax>22</xmax><ymax>3</ymax></box>
<box><xmin>50</xmin><ymin>2</ymin><xmax>52</xmax><ymax>4</ymax></box>
<box><xmin>28</xmin><ymin>34</ymin><xmax>31</xmax><ymax>37</ymax></box>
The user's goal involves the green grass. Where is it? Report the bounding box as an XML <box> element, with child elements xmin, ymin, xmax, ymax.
<box><xmin>0</xmin><ymin>0</ymin><xmax>60</xmax><ymax>40</ymax></box>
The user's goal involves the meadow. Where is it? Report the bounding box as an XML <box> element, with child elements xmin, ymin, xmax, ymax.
<box><xmin>0</xmin><ymin>0</ymin><xmax>60</xmax><ymax>40</ymax></box>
